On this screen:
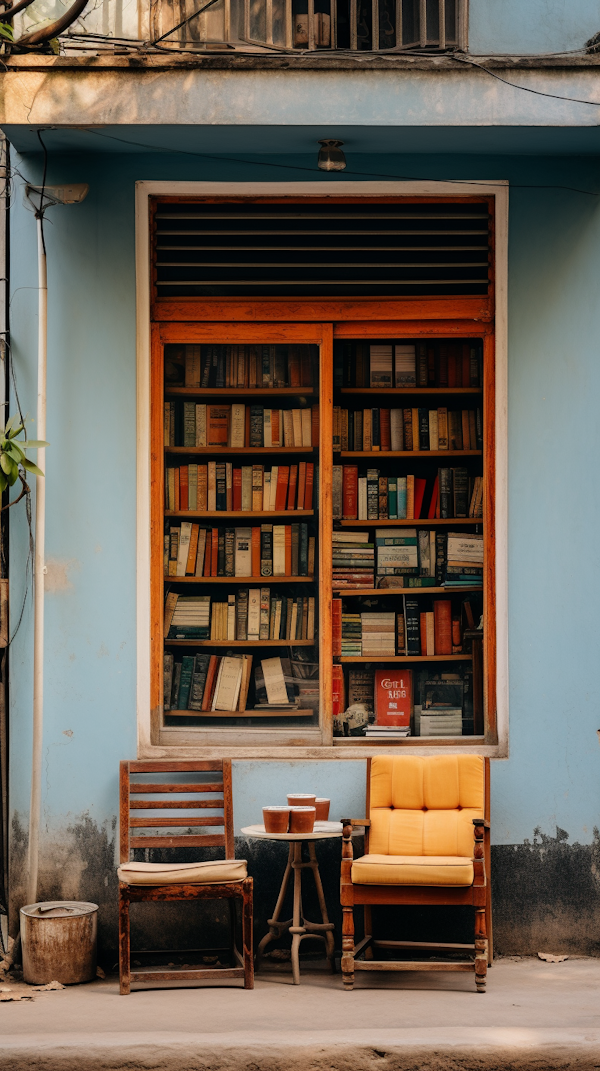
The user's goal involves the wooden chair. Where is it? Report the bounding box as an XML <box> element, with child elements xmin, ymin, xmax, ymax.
<box><xmin>118</xmin><ymin>759</ymin><xmax>253</xmax><ymax>994</ymax></box>
<box><xmin>340</xmin><ymin>754</ymin><xmax>491</xmax><ymax>992</ymax></box>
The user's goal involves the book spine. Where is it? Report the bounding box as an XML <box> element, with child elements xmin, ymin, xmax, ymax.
<box><xmin>403</xmin><ymin>408</ymin><xmax>413</xmax><ymax>451</ymax></box>
<box><xmin>404</xmin><ymin>598</ymin><xmax>421</xmax><ymax>655</ymax></box>
<box><xmin>260</xmin><ymin>523</ymin><xmax>273</xmax><ymax>576</ymax></box>
<box><xmin>367</xmin><ymin>469</ymin><xmax>380</xmax><ymax>520</ymax></box>
<box><xmin>438</xmin><ymin>468</ymin><xmax>453</xmax><ymax>518</ymax></box>
<box><xmin>433</xmin><ymin>598</ymin><xmax>453</xmax><ymax>655</ymax></box>
<box><xmin>342</xmin><ymin>465</ymin><xmax>358</xmax><ymax>520</ymax></box>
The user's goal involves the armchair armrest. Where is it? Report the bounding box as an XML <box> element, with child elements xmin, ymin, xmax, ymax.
<box><xmin>472</xmin><ymin>818</ymin><xmax>490</xmax><ymax>829</ymax></box>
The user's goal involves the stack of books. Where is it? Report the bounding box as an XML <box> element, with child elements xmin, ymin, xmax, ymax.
<box><xmin>444</xmin><ymin>533</ymin><xmax>484</xmax><ymax>589</ymax></box>
<box><xmin>254</xmin><ymin>656</ymin><xmax>300</xmax><ymax>710</ymax></box>
<box><xmin>341</xmin><ymin>612</ymin><xmax>362</xmax><ymax>656</ymax></box>
<box><xmin>360</xmin><ymin>612</ymin><xmax>396</xmax><ymax>657</ymax></box>
<box><xmin>165</xmin><ymin>595</ymin><xmax>210</xmax><ymax>639</ymax></box>
<box><xmin>332</xmin><ymin>530</ymin><xmax>375</xmax><ymax>588</ymax></box>
<box><xmin>419</xmin><ymin>709</ymin><xmax>463</xmax><ymax>737</ymax></box>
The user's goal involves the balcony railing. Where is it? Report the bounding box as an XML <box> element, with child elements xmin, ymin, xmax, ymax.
<box><xmin>35</xmin><ymin>0</ymin><xmax>466</xmax><ymax>54</ymax></box>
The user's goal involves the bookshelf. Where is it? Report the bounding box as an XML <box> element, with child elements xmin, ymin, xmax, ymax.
<box><xmin>331</xmin><ymin>334</ymin><xmax>488</xmax><ymax>744</ymax></box>
<box><xmin>151</xmin><ymin>319</ymin><xmax>494</xmax><ymax>751</ymax></box>
<box><xmin>153</xmin><ymin>323</ymin><xmax>332</xmax><ymax>743</ymax></box>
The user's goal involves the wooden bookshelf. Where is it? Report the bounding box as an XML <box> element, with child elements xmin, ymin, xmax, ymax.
<box><xmin>168</xmin><ymin>708</ymin><xmax>314</xmax><ymax>718</ymax></box>
<box><xmin>166</xmin><ymin>510</ymin><xmax>314</xmax><ymax>520</ymax></box>
<box><xmin>151</xmin><ymin>268</ymin><xmax>495</xmax><ymax>751</ymax></box>
<box><xmin>337</xmin><ymin>655</ymin><xmax>474</xmax><ymax>664</ymax></box>
<box><xmin>338</xmin><ymin>519</ymin><xmax>482</xmax><ymax>527</ymax></box>
<box><xmin>166</xmin><ymin>639</ymin><xmax>316</xmax><ymax>648</ymax></box>
<box><xmin>332</xmin><ymin>587</ymin><xmax>482</xmax><ymax>596</ymax></box>
<box><xmin>166</xmin><ymin>387</ymin><xmax>315</xmax><ymax>398</ymax></box>
<box><xmin>341</xmin><ymin>388</ymin><xmax>482</xmax><ymax>396</ymax></box>
<box><xmin>166</xmin><ymin>576</ymin><xmax>315</xmax><ymax>584</ymax></box>
<box><xmin>166</xmin><ymin>446</ymin><xmax>316</xmax><ymax>456</ymax></box>
<box><xmin>339</xmin><ymin>450</ymin><xmax>481</xmax><ymax>458</ymax></box>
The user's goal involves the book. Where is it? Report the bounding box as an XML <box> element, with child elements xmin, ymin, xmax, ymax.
<box><xmin>395</xmin><ymin>344</ymin><xmax>416</xmax><ymax>386</ymax></box>
<box><xmin>375</xmin><ymin>668</ymin><xmax>413</xmax><ymax>728</ymax></box>
<box><xmin>370</xmin><ymin>344</ymin><xmax>393</xmax><ymax>388</ymax></box>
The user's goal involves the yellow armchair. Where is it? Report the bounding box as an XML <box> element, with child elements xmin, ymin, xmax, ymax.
<box><xmin>340</xmin><ymin>754</ymin><xmax>491</xmax><ymax>992</ymax></box>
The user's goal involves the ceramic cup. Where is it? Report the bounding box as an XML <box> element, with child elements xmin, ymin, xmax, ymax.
<box><xmin>289</xmin><ymin>806</ymin><xmax>316</xmax><ymax>834</ymax></box>
<box><xmin>287</xmin><ymin>793</ymin><xmax>317</xmax><ymax>808</ymax></box>
<box><xmin>263</xmin><ymin>806</ymin><xmax>291</xmax><ymax>834</ymax></box>
<box><xmin>314</xmin><ymin>798</ymin><xmax>330</xmax><ymax>821</ymax></box>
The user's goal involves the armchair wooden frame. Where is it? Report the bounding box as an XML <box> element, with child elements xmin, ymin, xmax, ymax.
<box><xmin>118</xmin><ymin>759</ymin><xmax>253</xmax><ymax>993</ymax></box>
<box><xmin>340</xmin><ymin>758</ymin><xmax>491</xmax><ymax>993</ymax></box>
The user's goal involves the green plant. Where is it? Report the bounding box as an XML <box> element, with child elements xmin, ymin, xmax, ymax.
<box><xmin>0</xmin><ymin>416</ymin><xmax>47</xmax><ymax>508</ymax></box>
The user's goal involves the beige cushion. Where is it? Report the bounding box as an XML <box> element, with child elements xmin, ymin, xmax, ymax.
<box><xmin>351</xmin><ymin>854</ymin><xmax>474</xmax><ymax>886</ymax></box>
<box><xmin>117</xmin><ymin>860</ymin><xmax>247</xmax><ymax>885</ymax></box>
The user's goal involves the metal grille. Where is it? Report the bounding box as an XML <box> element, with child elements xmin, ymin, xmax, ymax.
<box><xmin>153</xmin><ymin>200</ymin><xmax>491</xmax><ymax>299</ymax></box>
<box><xmin>144</xmin><ymin>0</ymin><xmax>465</xmax><ymax>51</ymax></box>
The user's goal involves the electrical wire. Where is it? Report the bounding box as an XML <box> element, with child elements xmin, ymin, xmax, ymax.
<box><xmin>78</xmin><ymin>126</ymin><xmax>600</xmax><ymax>198</ymax></box>
<box><xmin>451</xmin><ymin>53</ymin><xmax>600</xmax><ymax>107</ymax></box>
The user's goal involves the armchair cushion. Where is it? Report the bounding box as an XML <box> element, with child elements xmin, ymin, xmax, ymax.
<box><xmin>118</xmin><ymin>860</ymin><xmax>247</xmax><ymax>885</ymax></box>
<box><xmin>369</xmin><ymin>755</ymin><xmax>484</xmax><ymax>857</ymax></box>
<box><xmin>351</xmin><ymin>854</ymin><xmax>474</xmax><ymax>886</ymax></box>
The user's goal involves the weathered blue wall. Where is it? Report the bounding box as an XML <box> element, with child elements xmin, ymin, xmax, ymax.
<box><xmin>7</xmin><ymin>147</ymin><xmax>600</xmax><ymax>954</ymax></box>
<box><xmin>469</xmin><ymin>0</ymin><xmax>600</xmax><ymax>53</ymax></box>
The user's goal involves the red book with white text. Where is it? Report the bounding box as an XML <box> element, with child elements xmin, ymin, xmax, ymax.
<box><xmin>375</xmin><ymin>669</ymin><xmax>412</xmax><ymax>727</ymax></box>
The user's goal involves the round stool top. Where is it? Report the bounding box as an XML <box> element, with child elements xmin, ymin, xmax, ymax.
<box><xmin>240</xmin><ymin>820</ymin><xmax>343</xmax><ymax>841</ymax></box>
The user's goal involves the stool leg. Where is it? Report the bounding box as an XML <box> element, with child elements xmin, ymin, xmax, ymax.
<box><xmin>308</xmin><ymin>840</ymin><xmax>336</xmax><ymax>972</ymax></box>
<box><xmin>290</xmin><ymin>842</ymin><xmax>303</xmax><ymax>985</ymax></box>
<box><xmin>256</xmin><ymin>843</ymin><xmax>293</xmax><ymax>968</ymax></box>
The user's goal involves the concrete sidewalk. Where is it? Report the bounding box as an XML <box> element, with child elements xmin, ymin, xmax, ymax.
<box><xmin>1</xmin><ymin>958</ymin><xmax>600</xmax><ymax>1071</ymax></box>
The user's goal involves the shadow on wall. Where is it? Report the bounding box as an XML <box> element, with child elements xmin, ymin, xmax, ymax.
<box><xmin>9</xmin><ymin>817</ymin><xmax>600</xmax><ymax>962</ymax></box>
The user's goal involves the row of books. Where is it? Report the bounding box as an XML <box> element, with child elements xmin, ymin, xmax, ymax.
<box><xmin>166</xmin><ymin>344</ymin><xmax>314</xmax><ymax>390</ymax></box>
<box><xmin>165</xmin><ymin>522</ymin><xmax>315</xmax><ymax>578</ymax></box>
<box><xmin>333</xmin><ymin>596</ymin><xmax>479</xmax><ymax>657</ymax></box>
<box><xmin>332</xmin><ymin>667</ymin><xmax>470</xmax><ymax>738</ymax></box>
<box><xmin>333</xmin><ymin>407</ymin><xmax>482</xmax><ymax>453</ymax></box>
<box><xmin>165</xmin><ymin>402</ymin><xmax>319</xmax><ymax>449</ymax></box>
<box><xmin>332</xmin><ymin>530</ymin><xmax>483</xmax><ymax>589</ymax></box>
<box><xmin>204</xmin><ymin>589</ymin><xmax>316</xmax><ymax>642</ymax></box>
<box><xmin>164</xmin><ymin>652</ymin><xmax>303</xmax><ymax>713</ymax></box>
<box><xmin>333</xmin><ymin>468</ymin><xmax>484</xmax><ymax>521</ymax></box>
<box><xmin>334</xmin><ymin>341</ymin><xmax>483</xmax><ymax>389</ymax></box>
<box><xmin>165</xmin><ymin>462</ymin><xmax>316</xmax><ymax>514</ymax></box>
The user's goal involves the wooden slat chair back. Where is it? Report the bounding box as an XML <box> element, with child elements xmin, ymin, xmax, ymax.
<box><xmin>340</xmin><ymin>754</ymin><xmax>491</xmax><ymax>993</ymax></box>
<box><xmin>118</xmin><ymin>759</ymin><xmax>253</xmax><ymax>993</ymax></box>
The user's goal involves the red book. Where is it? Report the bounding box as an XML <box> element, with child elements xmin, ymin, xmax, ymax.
<box><xmin>414</xmin><ymin>477</ymin><xmax>427</xmax><ymax>520</ymax></box>
<box><xmin>332</xmin><ymin>599</ymin><xmax>342</xmax><ymax>657</ymax></box>
<box><xmin>207</xmin><ymin>405</ymin><xmax>230</xmax><ymax>446</ymax></box>
<box><xmin>211</xmin><ymin>529</ymin><xmax>218</xmax><ymax>577</ymax></box>
<box><xmin>304</xmin><ymin>463</ymin><xmax>314</xmax><ymax>511</ymax></box>
<box><xmin>232</xmin><ymin>468</ymin><xmax>242</xmax><ymax>512</ymax></box>
<box><xmin>311</xmin><ymin>404</ymin><xmax>320</xmax><ymax>447</ymax></box>
<box><xmin>427</xmin><ymin>475</ymin><xmax>439</xmax><ymax>519</ymax></box>
<box><xmin>379</xmin><ymin>409</ymin><xmax>391</xmax><ymax>452</ymax></box>
<box><xmin>251</xmin><ymin>527</ymin><xmax>261</xmax><ymax>577</ymax></box>
<box><xmin>202</xmin><ymin>655</ymin><xmax>221</xmax><ymax>711</ymax></box>
<box><xmin>332</xmin><ymin>664</ymin><xmax>346</xmax><ymax>718</ymax></box>
<box><xmin>342</xmin><ymin>465</ymin><xmax>358</xmax><ymax>520</ymax></box>
<box><xmin>275</xmin><ymin>466</ymin><xmax>290</xmax><ymax>512</ymax></box>
<box><xmin>433</xmin><ymin>599</ymin><xmax>453</xmax><ymax>655</ymax></box>
<box><xmin>375</xmin><ymin>668</ymin><xmax>412</xmax><ymax>728</ymax></box>
<box><xmin>297</xmin><ymin>462</ymin><xmax>306</xmax><ymax>511</ymax></box>
<box><xmin>287</xmin><ymin>465</ymin><xmax>298</xmax><ymax>510</ymax></box>
<box><xmin>419</xmin><ymin>613</ymin><xmax>427</xmax><ymax>657</ymax></box>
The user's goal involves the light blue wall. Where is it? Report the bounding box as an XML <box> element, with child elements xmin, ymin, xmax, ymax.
<box><xmin>469</xmin><ymin>0</ymin><xmax>600</xmax><ymax>54</ymax></box>
<box><xmin>7</xmin><ymin>147</ymin><xmax>600</xmax><ymax>864</ymax></box>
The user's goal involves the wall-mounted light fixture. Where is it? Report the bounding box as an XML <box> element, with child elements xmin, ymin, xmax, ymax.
<box><xmin>317</xmin><ymin>140</ymin><xmax>346</xmax><ymax>172</ymax></box>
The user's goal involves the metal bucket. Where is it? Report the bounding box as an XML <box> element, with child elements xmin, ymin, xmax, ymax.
<box><xmin>20</xmin><ymin>901</ymin><xmax>98</xmax><ymax>985</ymax></box>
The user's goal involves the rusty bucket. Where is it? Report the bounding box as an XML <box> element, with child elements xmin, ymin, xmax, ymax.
<box><xmin>20</xmin><ymin>901</ymin><xmax>98</xmax><ymax>985</ymax></box>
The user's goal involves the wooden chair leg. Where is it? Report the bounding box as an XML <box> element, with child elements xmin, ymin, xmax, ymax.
<box><xmin>341</xmin><ymin>904</ymin><xmax>355</xmax><ymax>990</ymax></box>
<box><xmin>475</xmin><ymin>906</ymin><xmax>488</xmax><ymax>993</ymax></box>
<box><xmin>118</xmin><ymin>885</ymin><xmax>131</xmax><ymax>995</ymax></box>
<box><xmin>242</xmin><ymin>880</ymin><xmax>254</xmax><ymax>990</ymax></box>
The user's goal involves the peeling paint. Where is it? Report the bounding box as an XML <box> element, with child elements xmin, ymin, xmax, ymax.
<box><xmin>44</xmin><ymin>558</ymin><xmax>80</xmax><ymax>594</ymax></box>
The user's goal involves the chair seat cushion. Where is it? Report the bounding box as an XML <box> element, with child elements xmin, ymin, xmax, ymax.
<box><xmin>351</xmin><ymin>854</ymin><xmax>474</xmax><ymax>886</ymax></box>
<box><xmin>117</xmin><ymin>860</ymin><xmax>247</xmax><ymax>885</ymax></box>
